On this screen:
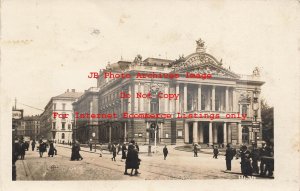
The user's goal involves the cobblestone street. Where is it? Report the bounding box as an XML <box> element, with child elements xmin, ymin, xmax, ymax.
<box><xmin>15</xmin><ymin>145</ymin><xmax>267</xmax><ymax>180</ymax></box>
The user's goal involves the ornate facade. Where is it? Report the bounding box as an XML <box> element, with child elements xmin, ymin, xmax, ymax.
<box><xmin>93</xmin><ymin>39</ymin><xmax>264</xmax><ymax>146</ymax></box>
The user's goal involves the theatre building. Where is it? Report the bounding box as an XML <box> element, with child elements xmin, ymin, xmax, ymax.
<box><xmin>94</xmin><ymin>39</ymin><xmax>264</xmax><ymax>146</ymax></box>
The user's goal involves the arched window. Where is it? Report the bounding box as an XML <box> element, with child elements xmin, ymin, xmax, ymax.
<box><xmin>242</xmin><ymin>105</ymin><xmax>248</xmax><ymax>115</ymax></box>
<box><xmin>61</xmin><ymin>133</ymin><xmax>65</xmax><ymax>139</ymax></box>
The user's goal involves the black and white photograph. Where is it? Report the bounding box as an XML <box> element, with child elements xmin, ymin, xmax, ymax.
<box><xmin>1</xmin><ymin>1</ymin><xmax>299</xmax><ymax>191</ymax></box>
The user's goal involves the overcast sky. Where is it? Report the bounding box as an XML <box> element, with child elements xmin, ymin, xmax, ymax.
<box><xmin>1</xmin><ymin>0</ymin><xmax>299</xmax><ymax>116</ymax></box>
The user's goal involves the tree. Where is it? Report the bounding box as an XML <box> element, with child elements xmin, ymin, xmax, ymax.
<box><xmin>261</xmin><ymin>99</ymin><xmax>274</xmax><ymax>143</ymax></box>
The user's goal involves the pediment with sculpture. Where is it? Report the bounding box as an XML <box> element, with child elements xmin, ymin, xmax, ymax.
<box><xmin>171</xmin><ymin>52</ymin><xmax>240</xmax><ymax>79</ymax></box>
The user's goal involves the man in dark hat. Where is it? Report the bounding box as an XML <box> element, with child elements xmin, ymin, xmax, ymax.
<box><xmin>250</xmin><ymin>143</ymin><xmax>260</xmax><ymax>174</ymax></box>
<box><xmin>225</xmin><ymin>144</ymin><xmax>234</xmax><ymax>171</ymax></box>
<box><xmin>240</xmin><ymin>145</ymin><xmax>252</xmax><ymax>177</ymax></box>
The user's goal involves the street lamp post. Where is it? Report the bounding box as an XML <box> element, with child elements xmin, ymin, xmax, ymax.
<box><xmin>148</xmin><ymin>85</ymin><xmax>159</xmax><ymax>155</ymax></box>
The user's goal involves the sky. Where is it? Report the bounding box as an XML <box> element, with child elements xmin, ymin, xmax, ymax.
<box><xmin>1</xmin><ymin>0</ymin><xmax>299</xmax><ymax>116</ymax></box>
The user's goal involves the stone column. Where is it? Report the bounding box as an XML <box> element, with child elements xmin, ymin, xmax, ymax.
<box><xmin>223</xmin><ymin>122</ymin><xmax>227</xmax><ymax>145</ymax></box>
<box><xmin>164</xmin><ymin>84</ymin><xmax>169</xmax><ymax>113</ymax></box>
<box><xmin>232</xmin><ymin>88</ymin><xmax>237</xmax><ymax>112</ymax></box>
<box><xmin>198</xmin><ymin>85</ymin><xmax>202</xmax><ymax>111</ymax></box>
<box><xmin>124</xmin><ymin>122</ymin><xmax>127</xmax><ymax>142</ymax></box>
<box><xmin>146</xmin><ymin>122</ymin><xmax>149</xmax><ymax>143</ymax></box>
<box><xmin>134</xmin><ymin>83</ymin><xmax>139</xmax><ymax>112</ymax></box>
<box><xmin>160</xmin><ymin>122</ymin><xmax>163</xmax><ymax>142</ymax></box>
<box><xmin>227</xmin><ymin>123</ymin><xmax>232</xmax><ymax>143</ymax></box>
<box><xmin>184</xmin><ymin>122</ymin><xmax>189</xmax><ymax>143</ymax></box>
<box><xmin>237</xmin><ymin>122</ymin><xmax>242</xmax><ymax>145</ymax></box>
<box><xmin>199</xmin><ymin>123</ymin><xmax>203</xmax><ymax>143</ymax></box>
<box><xmin>176</xmin><ymin>84</ymin><xmax>180</xmax><ymax>113</ymax></box>
<box><xmin>109</xmin><ymin>125</ymin><xmax>112</xmax><ymax>143</ymax></box>
<box><xmin>140</xmin><ymin>83</ymin><xmax>144</xmax><ymax>112</ymax></box>
<box><xmin>184</xmin><ymin>84</ymin><xmax>187</xmax><ymax>112</ymax></box>
<box><xmin>128</xmin><ymin>84</ymin><xmax>132</xmax><ymax>112</ymax></box>
<box><xmin>225</xmin><ymin>87</ymin><xmax>229</xmax><ymax>112</ymax></box>
<box><xmin>212</xmin><ymin>86</ymin><xmax>215</xmax><ymax>111</ymax></box>
<box><xmin>193</xmin><ymin>121</ymin><xmax>198</xmax><ymax>144</ymax></box>
<box><xmin>209</xmin><ymin>122</ymin><xmax>213</xmax><ymax>145</ymax></box>
<box><xmin>257</xmin><ymin>95</ymin><xmax>261</xmax><ymax>119</ymax></box>
<box><xmin>213</xmin><ymin>123</ymin><xmax>217</xmax><ymax>143</ymax></box>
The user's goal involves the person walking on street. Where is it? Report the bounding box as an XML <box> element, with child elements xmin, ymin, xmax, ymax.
<box><xmin>124</xmin><ymin>140</ymin><xmax>141</xmax><ymax>176</ymax></box>
<box><xmin>259</xmin><ymin>141</ymin><xmax>267</xmax><ymax>175</ymax></box>
<box><xmin>135</xmin><ymin>143</ymin><xmax>139</xmax><ymax>153</ymax></box>
<box><xmin>163</xmin><ymin>145</ymin><xmax>168</xmax><ymax>160</ymax></box>
<box><xmin>194</xmin><ymin>144</ymin><xmax>198</xmax><ymax>157</ymax></box>
<box><xmin>48</xmin><ymin>140</ymin><xmax>55</xmax><ymax>157</ymax></box>
<box><xmin>124</xmin><ymin>143</ymin><xmax>133</xmax><ymax>175</ymax></box>
<box><xmin>121</xmin><ymin>143</ymin><xmax>127</xmax><ymax>161</ymax></box>
<box><xmin>213</xmin><ymin>146</ymin><xmax>219</xmax><ymax>159</ymax></box>
<box><xmin>250</xmin><ymin>144</ymin><xmax>260</xmax><ymax>174</ymax></box>
<box><xmin>39</xmin><ymin>139</ymin><xmax>46</xmax><ymax>158</ymax></box>
<box><xmin>31</xmin><ymin>140</ymin><xmax>36</xmax><ymax>151</ymax></box>
<box><xmin>71</xmin><ymin>141</ymin><xmax>83</xmax><ymax>161</ymax></box>
<box><xmin>240</xmin><ymin>145</ymin><xmax>252</xmax><ymax>178</ymax></box>
<box><xmin>225</xmin><ymin>144</ymin><xmax>234</xmax><ymax>171</ymax></box>
<box><xmin>111</xmin><ymin>144</ymin><xmax>117</xmax><ymax>161</ymax></box>
<box><xmin>89</xmin><ymin>141</ymin><xmax>93</xmax><ymax>152</ymax></box>
<box><xmin>20</xmin><ymin>140</ymin><xmax>27</xmax><ymax>160</ymax></box>
<box><xmin>117</xmin><ymin>143</ymin><xmax>121</xmax><ymax>155</ymax></box>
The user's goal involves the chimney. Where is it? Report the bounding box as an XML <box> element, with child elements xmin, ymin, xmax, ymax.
<box><xmin>66</xmin><ymin>89</ymin><xmax>69</xmax><ymax>92</ymax></box>
<box><xmin>72</xmin><ymin>89</ymin><xmax>75</xmax><ymax>92</ymax></box>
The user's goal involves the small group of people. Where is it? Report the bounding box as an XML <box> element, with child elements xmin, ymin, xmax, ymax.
<box><xmin>37</xmin><ymin>139</ymin><xmax>57</xmax><ymax>158</ymax></box>
<box><xmin>224</xmin><ymin>141</ymin><xmax>274</xmax><ymax>178</ymax></box>
<box><xmin>13</xmin><ymin>139</ymin><xmax>28</xmax><ymax>160</ymax></box>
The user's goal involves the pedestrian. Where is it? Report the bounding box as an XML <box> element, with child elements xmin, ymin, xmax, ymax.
<box><xmin>135</xmin><ymin>142</ymin><xmax>139</xmax><ymax>153</ymax></box>
<box><xmin>121</xmin><ymin>143</ymin><xmax>127</xmax><ymax>161</ymax></box>
<box><xmin>99</xmin><ymin>143</ymin><xmax>103</xmax><ymax>157</ymax></box>
<box><xmin>71</xmin><ymin>141</ymin><xmax>83</xmax><ymax>161</ymax></box>
<box><xmin>124</xmin><ymin>140</ymin><xmax>141</xmax><ymax>176</ymax></box>
<box><xmin>194</xmin><ymin>144</ymin><xmax>198</xmax><ymax>157</ymax></box>
<box><xmin>20</xmin><ymin>140</ymin><xmax>27</xmax><ymax>160</ymax></box>
<box><xmin>250</xmin><ymin>144</ymin><xmax>260</xmax><ymax>174</ymax></box>
<box><xmin>89</xmin><ymin>141</ymin><xmax>93</xmax><ymax>152</ymax></box>
<box><xmin>111</xmin><ymin>144</ymin><xmax>117</xmax><ymax>161</ymax></box>
<box><xmin>117</xmin><ymin>143</ymin><xmax>122</xmax><ymax>155</ymax></box>
<box><xmin>240</xmin><ymin>145</ymin><xmax>252</xmax><ymax>177</ymax></box>
<box><xmin>259</xmin><ymin>141</ymin><xmax>267</xmax><ymax>175</ymax></box>
<box><xmin>39</xmin><ymin>139</ymin><xmax>46</xmax><ymax>158</ymax></box>
<box><xmin>124</xmin><ymin>143</ymin><xmax>133</xmax><ymax>175</ymax></box>
<box><xmin>213</xmin><ymin>146</ymin><xmax>219</xmax><ymax>159</ymax></box>
<box><xmin>31</xmin><ymin>140</ymin><xmax>36</xmax><ymax>151</ymax></box>
<box><xmin>163</xmin><ymin>145</ymin><xmax>168</xmax><ymax>160</ymax></box>
<box><xmin>225</xmin><ymin>144</ymin><xmax>234</xmax><ymax>171</ymax></box>
<box><xmin>25</xmin><ymin>141</ymin><xmax>29</xmax><ymax>151</ymax></box>
<box><xmin>263</xmin><ymin>142</ymin><xmax>274</xmax><ymax>176</ymax></box>
<box><xmin>48</xmin><ymin>140</ymin><xmax>55</xmax><ymax>157</ymax></box>
<box><xmin>14</xmin><ymin>140</ymin><xmax>21</xmax><ymax>160</ymax></box>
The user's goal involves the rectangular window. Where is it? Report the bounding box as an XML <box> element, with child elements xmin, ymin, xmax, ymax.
<box><xmin>62</xmin><ymin>122</ymin><xmax>66</xmax><ymax>130</ymax></box>
<box><xmin>177</xmin><ymin>130</ymin><xmax>183</xmax><ymax>138</ymax></box>
<box><xmin>68</xmin><ymin>124</ymin><xmax>71</xmax><ymax>130</ymax></box>
<box><xmin>62</xmin><ymin>103</ymin><xmax>66</xmax><ymax>110</ymax></box>
<box><xmin>52</xmin><ymin>122</ymin><xmax>56</xmax><ymax>129</ymax></box>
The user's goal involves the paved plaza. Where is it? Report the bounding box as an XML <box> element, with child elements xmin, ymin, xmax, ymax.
<box><xmin>15</xmin><ymin>144</ymin><xmax>271</xmax><ymax>180</ymax></box>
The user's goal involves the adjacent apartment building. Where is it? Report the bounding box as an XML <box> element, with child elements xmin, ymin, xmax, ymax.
<box><xmin>40</xmin><ymin>89</ymin><xmax>83</xmax><ymax>143</ymax></box>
